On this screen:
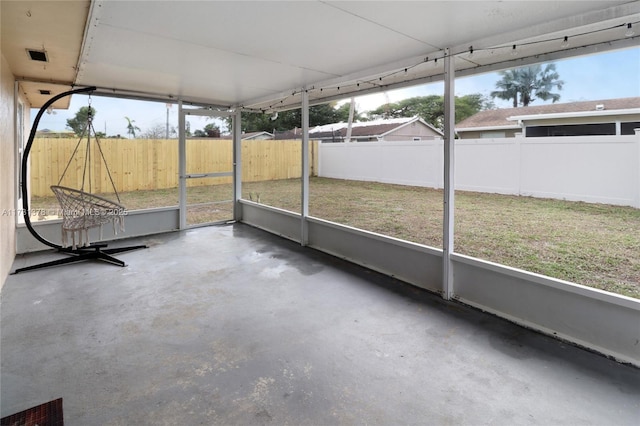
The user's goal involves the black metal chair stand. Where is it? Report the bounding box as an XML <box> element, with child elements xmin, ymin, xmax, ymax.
<box><xmin>13</xmin><ymin>243</ymin><xmax>148</xmax><ymax>274</ymax></box>
<box><xmin>14</xmin><ymin>86</ymin><xmax>148</xmax><ymax>275</ymax></box>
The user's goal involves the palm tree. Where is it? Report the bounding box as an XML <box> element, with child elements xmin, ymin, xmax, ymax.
<box><xmin>124</xmin><ymin>116</ymin><xmax>141</xmax><ymax>138</ymax></box>
<box><xmin>491</xmin><ymin>69</ymin><xmax>521</xmax><ymax>108</ymax></box>
<box><xmin>491</xmin><ymin>64</ymin><xmax>564</xmax><ymax>107</ymax></box>
<box><xmin>518</xmin><ymin>64</ymin><xmax>564</xmax><ymax>106</ymax></box>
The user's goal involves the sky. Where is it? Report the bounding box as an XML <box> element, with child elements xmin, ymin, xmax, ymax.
<box><xmin>32</xmin><ymin>47</ymin><xmax>639</xmax><ymax>137</ymax></box>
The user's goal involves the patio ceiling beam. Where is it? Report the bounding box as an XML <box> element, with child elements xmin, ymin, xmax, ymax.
<box><xmin>239</xmin><ymin>3</ymin><xmax>638</xmax><ymax>113</ymax></box>
<box><xmin>239</xmin><ymin>50</ymin><xmax>441</xmax><ymax>111</ymax></box>
<box><xmin>242</xmin><ymin>34</ymin><xmax>637</xmax><ymax>114</ymax></box>
<box><xmin>86</xmin><ymin>87</ymin><xmax>233</xmax><ymax>111</ymax></box>
<box><xmin>454</xmin><ymin>36</ymin><xmax>639</xmax><ymax>80</ymax></box>
<box><xmin>447</xmin><ymin>1</ymin><xmax>640</xmax><ymax>56</ymax></box>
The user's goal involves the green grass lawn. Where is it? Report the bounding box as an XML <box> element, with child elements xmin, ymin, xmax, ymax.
<box><xmin>31</xmin><ymin>177</ymin><xmax>640</xmax><ymax>298</ymax></box>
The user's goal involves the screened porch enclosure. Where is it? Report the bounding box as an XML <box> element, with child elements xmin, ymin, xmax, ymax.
<box><xmin>3</xmin><ymin>1</ymin><xmax>640</xmax><ymax>422</ymax></box>
<box><xmin>10</xmin><ymin>0</ymin><xmax>640</xmax><ymax>366</ymax></box>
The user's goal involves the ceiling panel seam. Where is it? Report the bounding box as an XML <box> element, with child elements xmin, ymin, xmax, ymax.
<box><xmin>320</xmin><ymin>0</ymin><xmax>442</xmax><ymax>51</ymax></box>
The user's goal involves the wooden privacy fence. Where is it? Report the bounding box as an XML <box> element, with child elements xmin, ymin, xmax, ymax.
<box><xmin>29</xmin><ymin>138</ymin><xmax>318</xmax><ymax>197</ymax></box>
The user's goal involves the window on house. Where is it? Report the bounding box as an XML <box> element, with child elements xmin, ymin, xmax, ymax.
<box><xmin>526</xmin><ymin>123</ymin><xmax>615</xmax><ymax>137</ymax></box>
<box><xmin>621</xmin><ymin>122</ymin><xmax>640</xmax><ymax>135</ymax></box>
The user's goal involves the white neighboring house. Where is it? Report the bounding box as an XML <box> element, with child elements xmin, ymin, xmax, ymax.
<box><xmin>35</xmin><ymin>129</ymin><xmax>76</xmax><ymax>138</ymax></box>
<box><xmin>456</xmin><ymin>97</ymin><xmax>640</xmax><ymax>138</ymax></box>
<box><xmin>276</xmin><ymin>117</ymin><xmax>443</xmax><ymax>142</ymax></box>
<box><xmin>241</xmin><ymin>131</ymin><xmax>273</xmax><ymax>140</ymax></box>
<box><xmin>199</xmin><ymin>131</ymin><xmax>274</xmax><ymax>141</ymax></box>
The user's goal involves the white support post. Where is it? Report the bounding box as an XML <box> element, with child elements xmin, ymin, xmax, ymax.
<box><xmin>345</xmin><ymin>97</ymin><xmax>355</xmax><ymax>142</ymax></box>
<box><xmin>301</xmin><ymin>89</ymin><xmax>310</xmax><ymax>245</ymax></box>
<box><xmin>178</xmin><ymin>100</ymin><xmax>187</xmax><ymax>230</ymax></box>
<box><xmin>635</xmin><ymin>128</ymin><xmax>640</xmax><ymax>209</ymax></box>
<box><xmin>442</xmin><ymin>48</ymin><xmax>455</xmax><ymax>300</ymax></box>
<box><xmin>233</xmin><ymin>110</ymin><xmax>242</xmax><ymax>221</ymax></box>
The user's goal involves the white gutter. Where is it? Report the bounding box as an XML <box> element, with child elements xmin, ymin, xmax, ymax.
<box><xmin>456</xmin><ymin>125</ymin><xmax>521</xmax><ymax>132</ymax></box>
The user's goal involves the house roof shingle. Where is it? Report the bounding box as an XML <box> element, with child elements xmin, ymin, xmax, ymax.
<box><xmin>456</xmin><ymin>97</ymin><xmax>640</xmax><ymax>130</ymax></box>
<box><xmin>311</xmin><ymin>119</ymin><xmax>416</xmax><ymax>139</ymax></box>
<box><xmin>275</xmin><ymin>117</ymin><xmax>442</xmax><ymax>140</ymax></box>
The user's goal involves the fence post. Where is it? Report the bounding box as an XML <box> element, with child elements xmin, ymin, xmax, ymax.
<box><xmin>515</xmin><ymin>132</ymin><xmax>524</xmax><ymax>197</ymax></box>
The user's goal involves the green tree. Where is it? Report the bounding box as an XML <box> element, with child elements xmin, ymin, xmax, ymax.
<box><xmin>66</xmin><ymin>106</ymin><xmax>96</xmax><ymax>136</ymax></box>
<box><xmin>367</xmin><ymin>94</ymin><xmax>492</xmax><ymax>129</ymax></box>
<box><xmin>491</xmin><ymin>64</ymin><xmax>564</xmax><ymax>107</ymax></box>
<box><xmin>204</xmin><ymin>123</ymin><xmax>221</xmax><ymax>137</ymax></box>
<box><xmin>124</xmin><ymin>116</ymin><xmax>140</xmax><ymax>138</ymax></box>
<box><xmin>335</xmin><ymin>101</ymin><xmax>364</xmax><ymax>123</ymax></box>
<box><xmin>227</xmin><ymin>102</ymin><xmax>360</xmax><ymax>133</ymax></box>
<box><xmin>456</xmin><ymin>94</ymin><xmax>495</xmax><ymax>122</ymax></box>
<box><xmin>142</xmin><ymin>123</ymin><xmax>177</xmax><ymax>139</ymax></box>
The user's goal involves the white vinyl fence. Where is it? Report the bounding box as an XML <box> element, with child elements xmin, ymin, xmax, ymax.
<box><xmin>318</xmin><ymin>132</ymin><xmax>640</xmax><ymax>208</ymax></box>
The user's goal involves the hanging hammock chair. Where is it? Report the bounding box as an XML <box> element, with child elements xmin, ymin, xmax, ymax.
<box><xmin>51</xmin><ymin>96</ymin><xmax>126</xmax><ymax>249</ymax></box>
<box><xmin>13</xmin><ymin>87</ymin><xmax>146</xmax><ymax>274</ymax></box>
<box><xmin>51</xmin><ymin>186</ymin><xmax>126</xmax><ymax>249</ymax></box>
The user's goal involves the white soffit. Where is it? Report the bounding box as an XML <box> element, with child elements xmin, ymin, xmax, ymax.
<box><xmin>1</xmin><ymin>0</ymin><xmax>90</xmax><ymax>108</ymax></box>
<box><xmin>74</xmin><ymin>1</ymin><xmax>640</xmax><ymax>111</ymax></box>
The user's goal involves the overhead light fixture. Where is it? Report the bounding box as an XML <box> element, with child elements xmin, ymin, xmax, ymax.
<box><xmin>510</xmin><ymin>44</ymin><xmax>518</xmax><ymax>57</ymax></box>
<box><xmin>26</xmin><ymin>48</ymin><xmax>48</xmax><ymax>62</ymax></box>
<box><xmin>561</xmin><ymin>36</ymin><xmax>570</xmax><ymax>48</ymax></box>
<box><xmin>625</xmin><ymin>23</ymin><xmax>635</xmax><ymax>37</ymax></box>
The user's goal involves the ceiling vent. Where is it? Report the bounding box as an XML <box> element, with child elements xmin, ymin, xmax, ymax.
<box><xmin>39</xmin><ymin>90</ymin><xmax>51</xmax><ymax>95</ymax></box>
<box><xmin>26</xmin><ymin>49</ymin><xmax>48</xmax><ymax>62</ymax></box>
<box><xmin>595</xmin><ymin>104</ymin><xmax>605</xmax><ymax>111</ymax></box>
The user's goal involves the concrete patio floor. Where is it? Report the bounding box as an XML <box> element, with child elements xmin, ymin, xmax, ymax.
<box><xmin>2</xmin><ymin>223</ymin><xmax>639</xmax><ymax>425</ymax></box>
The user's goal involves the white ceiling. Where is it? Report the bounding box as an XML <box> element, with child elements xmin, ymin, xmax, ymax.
<box><xmin>1</xmin><ymin>0</ymin><xmax>90</xmax><ymax>108</ymax></box>
<box><xmin>2</xmin><ymin>1</ymin><xmax>639</xmax><ymax>110</ymax></box>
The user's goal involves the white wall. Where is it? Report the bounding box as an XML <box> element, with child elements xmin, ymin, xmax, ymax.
<box><xmin>319</xmin><ymin>135</ymin><xmax>640</xmax><ymax>208</ymax></box>
<box><xmin>319</xmin><ymin>141</ymin><xmax>443</xmax><ymax>188</ymax></box>
<box><xmin>518</xmin><ymin>136</ymin><xmax>639</xmax><ymax>206</ymax></box>
<box><xmin>1</xmin><ymin>54</ymin><xmax>19</xmax><ymax>290</ymax></box>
